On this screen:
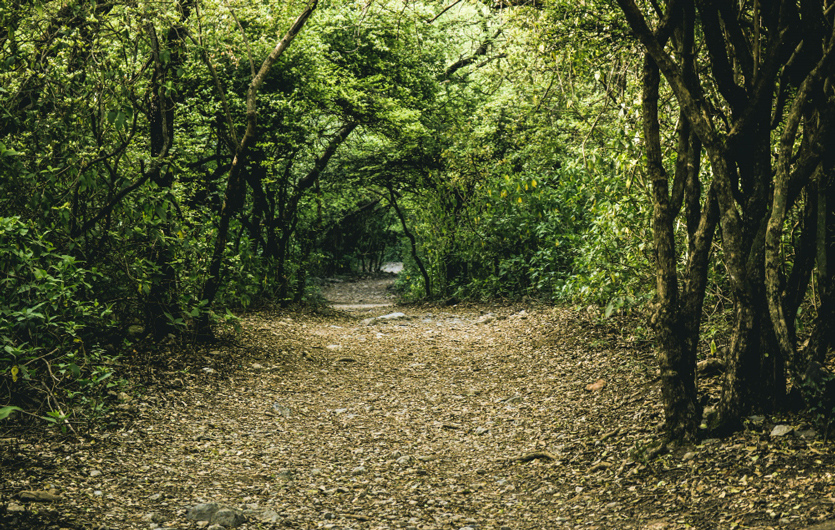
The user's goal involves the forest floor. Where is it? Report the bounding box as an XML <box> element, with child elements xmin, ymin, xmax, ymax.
<box><xmin>3</xmin><ymin>269</ymin><xmax>835</xmax><ymax>530</ymax></box>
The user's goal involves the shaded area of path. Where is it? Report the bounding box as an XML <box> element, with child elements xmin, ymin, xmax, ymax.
<box><xmin>3</xmin><ymin>275</ymin><xmax>835</xmax><ymax>530</ymax></box>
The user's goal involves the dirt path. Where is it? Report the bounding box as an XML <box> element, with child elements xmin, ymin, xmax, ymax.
<box><xmin>3</xmin><ymin>273</ymin><xmax>835</xmax><ymax>530</ymax></box>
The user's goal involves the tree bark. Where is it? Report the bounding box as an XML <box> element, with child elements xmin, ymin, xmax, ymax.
<box><xmin>388</xmin><ymin>186</ymin><xmax>432</xmax><ymax>299</ymax></box>
<box><xmin>197</xmin><ymin>1</ymin><xmax>318</xmax><ymax>338</ymax></box>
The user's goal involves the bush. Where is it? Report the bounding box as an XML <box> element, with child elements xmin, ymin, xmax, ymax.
<box><xmin>0</xmin><ymin>217</ymin><xmax>120</xmax><ymax>424</ymax></box>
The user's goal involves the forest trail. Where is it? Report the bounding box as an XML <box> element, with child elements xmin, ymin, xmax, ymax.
<box><xmin>3</xmin><ymin>274</ymin><xmax>835</xmax><ymax>530</ymax></box>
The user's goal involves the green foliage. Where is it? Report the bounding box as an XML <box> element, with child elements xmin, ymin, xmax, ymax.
<box><xmin>0</xmin><ymin>216</ymin><xmax>122</xmax><ymax>422</ymax></box>
<box><xmin>0</xmin><ymin>406</ymin><xmax>23</xmax><ymax>421</ymax></box>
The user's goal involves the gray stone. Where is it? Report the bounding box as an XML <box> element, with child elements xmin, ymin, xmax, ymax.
<box><xmin>798</xmin><ymin>428</ymin><xmax>817</xmax><ymax>439</ymax></box>
<box><xmin>474</xmin><ymin>426</ymin><xmax>489</xmax><ymax>435</ymax></box>
<box><xmin>363</xmin><ymin>312</ymin><xmax>408</xmax><ymax>325</ymax></box>
<box><xmin>271</xmin><ymin>402</ymin><xmax>292</xmax><ymax>418</ymax></box>
<box><xmin>142</xmin><ymin>513</ymin><xmax>166</xmax><ymax>524</ymax></box>
<box><xmin>378</xmin><ymin>312</ymin><xmax>407</xmax><ymax>320</ymax></box>
<box><xmin>186</xmin><ymin>503</ymin><xmax>220</xmax><ymax>522</ymax></box>
<box><xmin>396</xmin><ymin>455</ymin><xmax>411</xmax><ymax>465</ymax></box>
<box><xmin>211</xmin><ymin>507</ymin><xmax>246</xmax><ymax>528</ymax></box>
<box><xmin>682</xmin><ymin>452</ymin><xmax>696</xmax><ymax>461</ymax></box>
<box><xmin>351</xmin><ymin>466</ymin><xmax>366</xmax><ymax>475</ymax></box>
<box><xmin>770</xmin><ymin>424</ymin><xmax>793</xmax><ymax>437</ymax></box>
<box><xmin>201</xmin><ymin>367</ymin><xmax>216</xmax><ymax>374</ymax></box>
<box><xmin>254</xmin><ymin>509</ymin><xmax>281</xmax><ymax>523</ymax></box>
<box><xmin>89</xmin><ymin>469</ymin><xmax>102</xmax><ymax>478</ymax></box>
<box><xmin>148</xmin><ymin>493</ymin><xmax>163</xmax><ymax>501</ymax></box>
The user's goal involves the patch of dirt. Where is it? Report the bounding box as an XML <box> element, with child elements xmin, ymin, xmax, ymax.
<box><xmin>318</xmin><ymin>271</ymin><xmax>399</xmax><ymax>310</ymax></box>
<box><xmin>2</xmin><ymin>275</ymin><xmax>835</xmax><ymax>530</ymax></box>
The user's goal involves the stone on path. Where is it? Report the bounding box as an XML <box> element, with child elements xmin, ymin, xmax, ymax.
<box><xmin>271</xmin><ymin>402</ymin><xmax>292</xmax><ymax>418</ymax></box>
<box><xmin>362</xmin><ymin>312</ymin><xmax>408</xmax><ymax>326</ymax></box>
<box><xmin>186</xmin><ymin>503</ymin><xmax>220</xmax><ymax>522</ymax></box>
<box><xmin>211</xmin><ymin>507</ymin><xmax>246</xmax><ymax>528</ymax></box>
<box><xmin>586</xmin><ymin>379</ymin><xmax>607</xmax><ymax>392</ymax></box>
<box><xmin>798</xmin><ymin>428</ymin><xmax>817</xmax><ymax>439</ymax></box>
<box><xmin>770</xmin><ymin>424</ymin><xmax>793</xmax><ymax>437</ymax></box>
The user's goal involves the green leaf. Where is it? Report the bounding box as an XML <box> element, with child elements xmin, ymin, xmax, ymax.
<box><xmin>68</xmin><ymin>363</ymin><xmax>81</xmax><ymax>378</ymax></box>
<box><xmin>0</xmin><ymin>406</ymin><xmax>23</xmax><ymax>420</ymax></box>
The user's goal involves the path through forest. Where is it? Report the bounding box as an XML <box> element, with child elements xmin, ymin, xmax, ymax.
<box><xmin>3</xmin><ymin>270</ymin><xmax>835</xmax><ymax>530</ymax></box>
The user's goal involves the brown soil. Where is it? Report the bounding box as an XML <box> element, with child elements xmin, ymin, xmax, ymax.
<box><xmin>2</xmin><ymin>275</ymin><xmax>835</xmax><ymax>530</ymax></box>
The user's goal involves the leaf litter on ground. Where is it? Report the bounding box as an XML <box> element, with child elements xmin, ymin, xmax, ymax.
<box><xmin>2</xmin><ymin>273</ymin><xmax>835</xmax><ymax>530</ymax></box>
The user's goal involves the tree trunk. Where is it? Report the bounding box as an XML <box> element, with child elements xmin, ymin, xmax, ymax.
<box><xmin>197</xmin><ymin>1</ymin><xmax>318</xmax><ymax>338</ymax></box>
<box><xmin>388</xmin><ymin>186</ymin><xmax>432</xmax><ymax>299</ymax></box>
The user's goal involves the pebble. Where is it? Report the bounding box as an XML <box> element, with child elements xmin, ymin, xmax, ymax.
<box><xmin>186</xmin><ymin>503</ymin><xmax>220</xmax><ymax>522</ymax></box>
<box><xmin>770</xmin><ymin>425</ymin><xmax>793</xmax><ymax>437</ymax></box>
<box><xmin>682</xmin><ymin>452</ymin><xmax>696</xmax><ymax>461</ymax></box>
<box><xmin>396</xmin><ymin>455</ymin><xmax>412</xmax><ymax>465</ymax></box>
<box><xmin>797</xmin><ymin>428</ymin><xmax>817</xmax><ymax>439</ymax></box>
<box><xmin>271</xmin><ymin>402</ymin><xmax>292</xmax><ymax>418</ymax></box>
<box><xmin>254</xmin><ymin>509</ymin><xmax>280</xmax><ymax>523</ymax></box>
<box><xmin>142</xmin><ymin>513</ymin><xmax>166</xmax><ymax>523</ymax></box>
<box><xmin>148</xmin><ymin>493</ymin><xmax>163</xmax><ymax>501</ymax></box>
<box><xmin>351</xmin><ymin>466</ymin><xmax>366</xmax><ymax>475</ymax></box>
<box><xmin>90</xmin><ymin>469</ymin><xmax>102</xmax><ymax>477</ymax></box>
<box><xmin>211</xmin><ymin>507</ymin><xmax>246</xmax><ymax>527</ymax></box>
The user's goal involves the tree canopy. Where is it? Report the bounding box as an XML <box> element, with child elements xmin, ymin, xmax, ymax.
<box><xmin>2</xmin><ymin>0</ymin><xmax>835</xmax><ymax>442</ymax></box>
